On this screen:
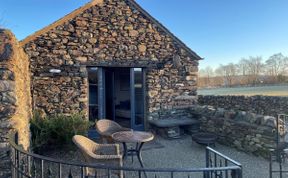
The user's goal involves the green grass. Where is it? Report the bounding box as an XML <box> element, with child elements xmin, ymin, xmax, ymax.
<box><xmin>198</xmin><ymin>85</ymin><xmax>288</xmax><ymax>96</ymax></box>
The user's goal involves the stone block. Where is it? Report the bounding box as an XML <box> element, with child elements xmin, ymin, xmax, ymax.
<box><xmin>0</xmin><ymin>80</ymin><xmax>15</xmax><ymax>92</ymax></box>
<box><xmin>224</xmin><ymin>110</ymin><xmax>236</xmax><ymax>119</ymax></box>
<box><xmin>88</xmin><ymin>38</ymin><xmax>97</xmax><ymax>44</ymax></box>
<box><xmin>0</xmin><ymin>105</ymin><xmax>16</xmax><ymax>118</ymax></box>
<box><xmin>76</xmin><ymin>56</ymin><xmax>88</xmax><ymax>63</ymax></box>
<box><xmin>263</xmin><ymin>116</ymin><xmax>276</xmax><ymax>127</ymax></box>
<box><xmin>76</xmin><ymin>20</ymin><xmax>88</xmax><ymax>27</ymax></box>
<box><xmin>138</xmin><ymin>44</ymin><xmax>147</xmax><ymax>53</ymax></box>
<box><xmin>0</xmin><ymin>69</ymin><xmax>14</xmax><ymax>80</ymax></box>
<box><xmin>129</xmin><ymin>30</ymin><xmax>139</xmax><ymax>37</ymax></box>
<box><xmin>1</xmin><ymin>92</ymin><xmax>16</xmax><ymax>104</ymax></box>
<box><xmin>0</xmin><ymin>44</ymin><xmax>12</xmax><ymax>61</ymax></box>
<box><xmin>0</xmin><ymin>143</ymin><xmax>9</xmax><ymax>150</ymax></box>
<box><xmin>185</xmin><ymin>76</ymin><xmax>196</xmax><ymax>81</ymax></box>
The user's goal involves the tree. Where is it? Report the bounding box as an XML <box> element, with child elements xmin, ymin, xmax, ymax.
<box><xmin>237</xmin><ymin>58</ymin><xmax>249</xmax><ymax>76</ymax></box>
<box><xmin>236</xmin><ymin>58</ymin><xmax>250</xmax><ymax>85</ymax></box>
<box><xmin>199</xmin><ymin>53</ymin><xmax>287</xmax><ymax>88</ymax></box>
<box><xmin>246</xmin><ymin>56</ymin><xmax>263</xmax><ymax>84</ymax></box>
<box><xmin>222</xmin><ymin>63</ymin><xmax>237</xmax><ymax>87</ymax></box>
<box><xmin>199</xmin><ymin>66</ymin><xmax>214</xmax><ymax>87</ymax></box>
<box><xmin>265</xmin><ymin>53</ymin><xmax>288</xmax><ymax>82</ymax></box>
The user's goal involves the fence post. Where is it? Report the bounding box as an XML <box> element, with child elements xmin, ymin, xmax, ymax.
<box><xmin>204</xmin><ymin>147</ymin><xmax>210</xmax><ymax>178</ymax></box>
<box><xmin>231</xmin><ymin>169</ymin><xmax>242</xmax><ymax>178</ymax></box>
<box><xmin>269</xmin><ymin>150</ymin><xmax>273</xmax><ymax>178</ymax></box>
<box><xmin>238</xmin><ymin>167</ymin><xmax>243</xmax><ymax>178</ymax></box>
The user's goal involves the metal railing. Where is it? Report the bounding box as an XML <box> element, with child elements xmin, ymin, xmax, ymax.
<box><xmin>269</xmin><ymin>114</ymin><xmax>288</xmax><ymax>178</ymax></box>
<box><xmin>9</xmin><ymin>132</ymin><xmax>242</xmax><ymax>178</ymax></box>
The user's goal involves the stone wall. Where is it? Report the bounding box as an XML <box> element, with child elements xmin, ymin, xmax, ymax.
<box><xmin>22</xmin><ymin>0</ymin><xmax>199</xmax><ymax>120</ymax></box>
<box><xmin>0</xmin><ymin>29</ymin><xmax>32</xmax><ymax>177</ymax></box>
<box><xmin>198</xmin><ymin>95</ymin><xmax>288</xmax><ymax>117</ymax></box>
<box><xmin>190</xmin><ymin>105</ymin><xmax>277</xmax><ymax>157</ymax></box>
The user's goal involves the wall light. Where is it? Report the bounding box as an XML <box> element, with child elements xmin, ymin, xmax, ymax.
<box><xmin>49</xmin><ymin>69</ymin><xmax>61</xmax><ymax>73</ymax></box>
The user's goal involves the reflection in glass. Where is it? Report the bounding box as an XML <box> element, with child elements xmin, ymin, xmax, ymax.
<box><xmin>88</xmin><ymin>67</ymin><xmax>98</xmax><ymax>122</ymax></box>
<box><xmin>134</xmin><ymin>68</ymin><xmax>144</xmax><ymax>125</ymax></box>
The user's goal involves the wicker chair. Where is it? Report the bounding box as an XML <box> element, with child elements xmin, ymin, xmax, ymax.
<box><xmin>96</xmin><ymin>119</ymin><xmax>131</xmax><ymax>143</ymax></box>
<box><xmin>72</xmin><ymin>135</ymin><xmax>123</xmax><ymax>178</ymax></box>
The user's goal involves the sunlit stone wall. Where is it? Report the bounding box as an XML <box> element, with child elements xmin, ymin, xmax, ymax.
<box><xmin>22</xmin><ymin>0</ymin><xmax>199</xmax><ymax>120</ymax></box>
<box><xmin>0</xmin><ymin>29</ymin><xmax>32</xmax><ymax>178</ymax></box>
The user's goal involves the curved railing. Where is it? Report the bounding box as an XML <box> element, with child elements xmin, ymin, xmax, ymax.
<box><xmin>9</xmin><ymin>132</ymin><xmax>242</xmax><ymax>178</ymax></box>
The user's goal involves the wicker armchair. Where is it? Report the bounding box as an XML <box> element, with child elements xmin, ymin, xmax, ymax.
<box><xmin>72</xmin><ymin>135</ymin><xmax>123</xmax><ymax>178</ymax></box>
<box><xmin>96</xmin><ymin>119</ymin><xmax>132</xmax><ymax>143</ymax></box>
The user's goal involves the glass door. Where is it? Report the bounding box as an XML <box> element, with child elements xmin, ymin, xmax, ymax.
<box><xmin>88</xmin><ymin>67</ymin><xmax>99</xmax><ymax>122</ymax></box>
<box><xmin>89</xmin><ymin>67</ymin><xmax>145</xmax><ymax>131</ymax></box>
<box><xmin>105</xmin><ymin>69</ymin><xmax>115</xmax><ymax>121</ymax></box>
<box><xmin>130</xmin><ymin>68</ymin><xmax>145</xmax><ymax>130</ymax></box>
<box><xmin>98</xmin><ymin>67</ymin><xmax>106</xmax><ymax>119</ymax></box>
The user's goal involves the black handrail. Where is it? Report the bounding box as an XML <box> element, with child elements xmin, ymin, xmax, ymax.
<box><xmin>206</xmin><ymin>147</ymin><xmax>242</xmax><ymax>167</ymax></box>
<box><xmin>9</xmin><ymin>132</ymin><xmax>243</xmax><ymax>178</ymax></box>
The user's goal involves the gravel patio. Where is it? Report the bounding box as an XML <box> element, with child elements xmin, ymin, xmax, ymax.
<box><xmin>45</xmin><ymin>135</ymin><xmax>288</xmax><ymax>178</ymax></box>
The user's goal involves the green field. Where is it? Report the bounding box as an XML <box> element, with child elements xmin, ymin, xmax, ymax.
<box><xmin>198</xmin><ymin>85</ymin><xmax>288</xmax><ymax>96</ymax></box>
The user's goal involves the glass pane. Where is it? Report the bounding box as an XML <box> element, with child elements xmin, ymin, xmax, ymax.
<box><xmin>88</xmin><ymin>67</ymin><xmax>98</xmax><ymax>122</ymax></box>
<box><xmin>134</xmin><ymin>68</ymin><xmax>144</xmax><ymax>125</ymax></box>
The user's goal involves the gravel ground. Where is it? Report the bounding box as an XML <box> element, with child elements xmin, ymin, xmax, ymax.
<box><xmin>44</xmin><ymin>135</ymin><xmax>288</xmax><ymax>178</ymax></box>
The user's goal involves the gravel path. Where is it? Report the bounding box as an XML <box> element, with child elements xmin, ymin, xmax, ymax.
<box><xmin>139</xmin><ymin>136</ymin><xmax>270</xmax><ymax>178</ymax></box>
<box><xmin>44</xmin><ymin>135</ymin><xmax>288</xmax><ymax>178</ymax></box>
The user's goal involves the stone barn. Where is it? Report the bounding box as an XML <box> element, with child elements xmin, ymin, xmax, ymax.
<box><xmin>21</xmin><ymin>0</ymin><xmax>201</xmax><ymax>130</ymax></box>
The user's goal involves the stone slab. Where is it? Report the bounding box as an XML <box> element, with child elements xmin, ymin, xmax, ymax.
<box><xmin>149</xmin><ymin>118</ymin><xmax>199</xmax><ymax>128</ymax></box>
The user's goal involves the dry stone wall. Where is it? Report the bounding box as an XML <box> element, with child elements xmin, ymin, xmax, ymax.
<box><xmin>190</xmin><ymin>105</ymin><xmax>277</xmax><ymax>157</ymax></box>
<box><xmin>23</xmin><ymin>0</ymin><xmax>199</xmax><ymax>120</ymax></box>
<box><xmin>0</xmin><ymin>29</ymin><xmax>31</xmax><ymax>178</ymax></box>
<box><xmin>198</xmin><ymin>95</ymin><xmax>288</xmax><ymax>117</ymax></box>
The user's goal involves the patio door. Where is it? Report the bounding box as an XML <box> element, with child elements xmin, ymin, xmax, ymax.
<box><xmin>130</xmin><ymin>68</ymin><xmax>145</xmax><ymax>131</ymax></box>
<box><xmin>89</xmin><ymin>67</ymin><xmax>145</xmax><ymax>131</ymax></box>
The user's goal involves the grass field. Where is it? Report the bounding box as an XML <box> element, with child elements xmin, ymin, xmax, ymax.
<box><xmin>198</xmin><ymin>85</ymin><xmax>288</xmax><ymax>96</ymax></box>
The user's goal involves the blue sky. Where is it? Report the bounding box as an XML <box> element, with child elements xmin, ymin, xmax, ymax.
<box><xmin>1</xmin><ymin>0</ymin><xmax>288</xmax><ymax>69</ymax></box>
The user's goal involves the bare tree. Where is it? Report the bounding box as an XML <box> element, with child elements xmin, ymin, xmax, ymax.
<box><xmin>199</xmin><ymin>66</ymin><xmax>214</xmax><ymax>87</ymax></box>
<box><xmin>212</xmin><ymin>66</ymin><xmax>224</xmax><ymax>86</ymax></box>
<box><xmin>236</xmin><ymin>58</ymin><xmax>250</xmax><ymax>85</ymax></box>
<box><xmin>214</xmin><ymin>64</ymin><xmax>236</xmax><ymax>87</ymax></box>
<box><xmin>246</xmin><ymin>56</ymin><xmax>263</xmax><ymax>84</ymax></box>
<box><xmin>237</xmin><ymin>58</ymin><xmax>249</xmax><ymax>76</ymax></box>
<box><xmin>222</xmin><ymin>63</ymin><xmax>237</xmax><ymax>87</ymax></box>
<box><xmin>284</xmin><ymin>56</ymin><xmax>288</xmax><ymax>76</ymax></box>
<box><xmin>199</xmin><ymin>54</ymin><xmax>287</xmax><ymax>88</ymax></box>
<box><xmin>265</xmin><ymin>53</ymin><xmax>288</xmax><ymax>82</ymax></box>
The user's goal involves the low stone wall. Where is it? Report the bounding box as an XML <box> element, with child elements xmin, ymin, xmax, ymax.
<box><xmin>190</xmin><ymin>105</ymin><xmax>277</xmax><ymax>157</ymax></box>
<box><xmin>148</xmin><ymin>107</ymin><xmax>193</xmax><ymax>121</ymax></box>
<box><xmin>198</xmin><ymin>95</ymin><xmax>288</xmax><ymax>117</ymax></box>
<box><xmin>0</xmin><ymin>29</ymin><xmax>32</xmax><ymax>177</ymax></box>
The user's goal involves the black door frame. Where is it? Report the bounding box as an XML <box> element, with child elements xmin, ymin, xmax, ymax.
<box><xmin>105</xmin><ymin>68</ymin><xmax>116</xmax><ymax>121</ymax></box>
<box><xmin>97</xmin><ymin>67</ymin><xmax>106</xmax><ymax>119</ymax></box>
<box><xmin>130</xmin><ymin>68</ymin><xmax>145</xmax><ymax>131</ymax></box>
<box><xmin>91</xmin><ymin>66</ymin><xmax>146</xmax><ymax>130</ymax></box>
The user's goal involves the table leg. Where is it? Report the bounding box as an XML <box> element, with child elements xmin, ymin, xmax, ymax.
<box><xmin>136</xmin><ymin>142</ymin><xmax>145</xmax><ymax>168</ymax></box>
<box><xmin>136</xmin><ymin>142</ymin><xmax>147</xmax><ymax>178</ymax></box>
<box><xmin>122</xmin><ymin>143</ymin><xmax>127</xmax><ymax>159</ymax></box>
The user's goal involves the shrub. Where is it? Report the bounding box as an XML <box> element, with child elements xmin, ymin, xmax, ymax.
<box><xmin>30</xmin><ymin>112</ymin><xmax>90</xmax><ymax>153</ymax></box>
